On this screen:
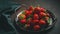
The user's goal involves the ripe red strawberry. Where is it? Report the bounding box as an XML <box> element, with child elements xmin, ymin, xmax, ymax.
<box><xmin>29</xmin><ymin>11</ymin><xmax>32</xmax><ymax>14</ymax></box>
<box><xmin>40</xmin><ymin>8</ymin><xmax>46</xmax><ymax>12</ymax></box>
<box><xmin>25</xmin><ymin>10</ymin><xmax>30</xmax><ymax>16</ymax></box>
<box><xmin>33</xmin><ymin>14</ymin><xmax>39</xmax><ymax>19</ymax></box>
<box><xmin>39</xmin><ymin>19</ymin><xmax>46</xmax><ymax>25</ymax></box>
<box><xmin>33</xmin><ymin>25</ymin><xmax>40</xmax><ymax>31</ymax></box>
<box><xmin>20</xmin><ymin>19</ymin><xmax>26</xmax><ymax>24</ymax></box>
<box><xmin>40</xmin><ymin>12</ymin><xmax>47</xmax><ymax>17</ymax></box>
<box><xmin>34</xmin><ymin>7</ymin><xmax>40</xmax><ymax>11</ymax></box>
<box><xmin>34</xmin><ymin>7</ymin><xmax>40</xmax><ymax>14</ymax></box>
<box><xmin>33</xmin><ymin>20</ymin><xmax>39</xmax><ymax>23</ymax></box>
<box><xmin>25</xmin><ymin>10</ymin><xmax>32</xmax><ymax>16</ymax></box>
<box><xmin>28</xmin><ymin>6</ymin><xmax>34</xmax><ymax>11</ymax></box>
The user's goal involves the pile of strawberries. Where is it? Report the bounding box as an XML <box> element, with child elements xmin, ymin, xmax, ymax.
<box><xmin>18</xmin><ymin>6</ymin><xmax>50</xmax><ymax>31</ymax></box>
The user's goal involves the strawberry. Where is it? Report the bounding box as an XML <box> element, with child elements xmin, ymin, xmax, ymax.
<box><xmin>34</xmin><ymin>7</ymin><xmax>40</xmax><ymax>11</ymax></box>
<box><xmin>34</xmin><ymin>7</ymin><xmax>40</xmax><ymax>14</ymax></box>
<box><xmin>25</xmin><ymin>10</ymin><xmax>32</xmax><ymax>16</ymax></box>
<box><xmin>29</xmin><ymin>11</ymin><xmax>32</xmax><ymax>14</ymax></box>
<box><xmin>33</xmin><ymin>25</ymin><xmax>40</xmax><ymax>31</ymax></box>
<box><xmin>33</xmin><ymin>14</ymin><xmax>39</xmax><ymax>19</ymax></box>
<box><xmin>40</xmin><ymin>12</ymin><xmax>47</xmax><ymax>17</ymax></box>
<box><xmin>33</xmin><ymin>20</ymin><xmax>39</xmax><ymax>23</ymax></box>
<box><xmin>28</xmin><ymin>6</ymin><xmax>34</xmax><ymax>11</ymax></box>
<box><xmin>18</xmin><ymin>14</ymin><xmax>26</xmax><ymax>19</ymax></box>
<box><xmin>25</xmin><ymin>10</ymin><xmax>30</xmax><ymax>16</ymax></box>
<box><xmin>39</xmin><ymin>19</ymin><xmax>46</xmax><ymax>25</ymax></box>
<box><xmin>20</xmin><ymin>19</ymin><xmax>26</xmax><ymax>24</ymax></box>
<box><xmin>40</xmin><ymin>7</ymin><xmax>46</xmax><ymax>12</ymax></box>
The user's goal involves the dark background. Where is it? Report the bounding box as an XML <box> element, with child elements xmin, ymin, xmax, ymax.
<box><xmin>0</xmin><ymin>0</ymin><xmax>60</xmax><ymax>34</ymax></box>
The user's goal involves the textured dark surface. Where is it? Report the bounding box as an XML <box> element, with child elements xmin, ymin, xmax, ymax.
<box><xmin>0</xmin><ymin>0</ymin><xmax>60</xmax><ymax>34</ymax></box>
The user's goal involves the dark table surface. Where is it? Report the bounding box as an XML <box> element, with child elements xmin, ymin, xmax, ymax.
<box><xmin>0</xmin><ymin>0</ymin><xmax>60</xmax><ymax>34</ymax></box>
